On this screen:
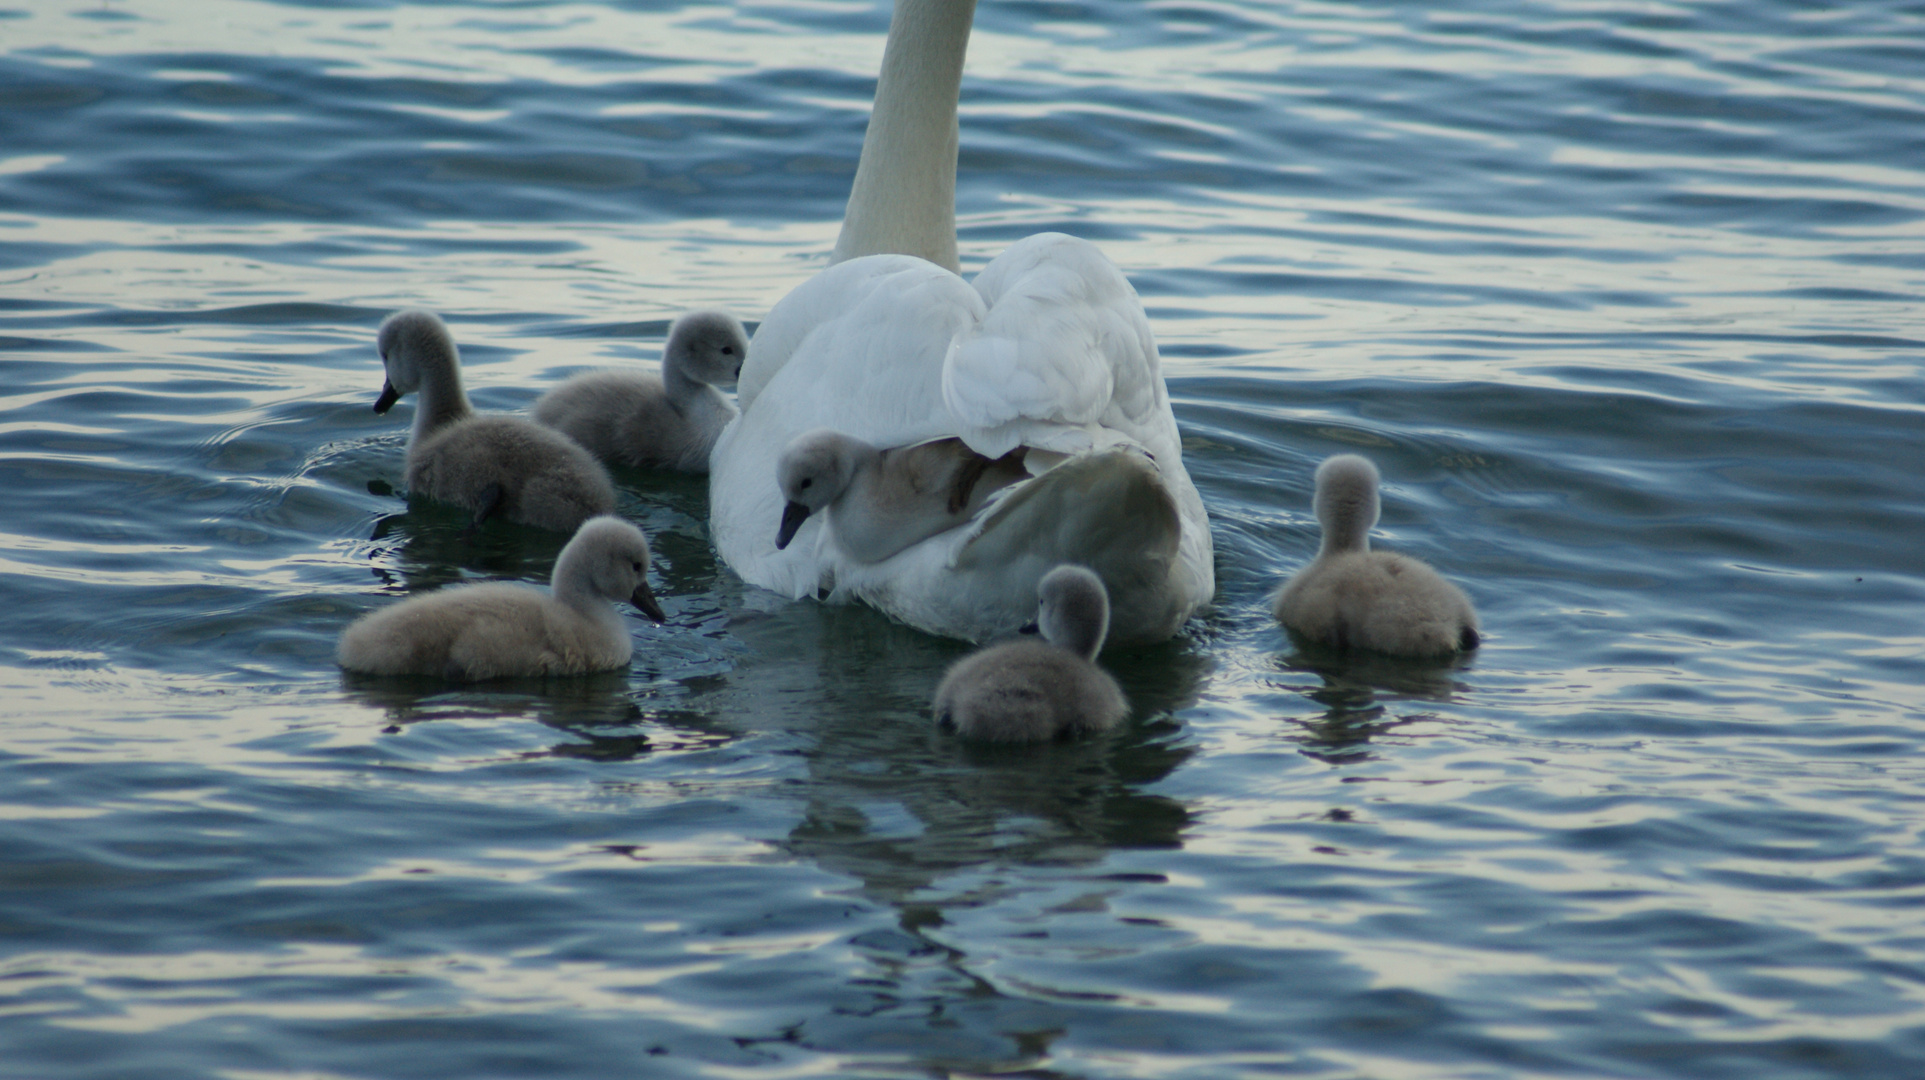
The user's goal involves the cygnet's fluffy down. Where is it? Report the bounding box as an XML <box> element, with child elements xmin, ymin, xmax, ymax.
<box><xmin>775</xmin><ymin>429</ymin><xmax>1028</xmax><ymax>563</ymax></box>
<box><xmin>374</xmin><ymin>309</ymin><xmax>616</xmax><ymax>533</ymax></box>
<box><xmin>1272</xmin><ymin>454</ymin><xmax>1479</xmax><ymax>657</ymax></box>
<box><xmin>337</xmin><ymin>515</ymin><xmax>666</xmax><ymax>680</ymax></box>
<box><xmin>531</xmin><ymin>310</ymin><xmax>750</xmax><ymax>474</ymax></box>
<box><xmin>932</xmin><ymin>565</ymin><xmax>1130</xmax><ymax>742</ymax></box>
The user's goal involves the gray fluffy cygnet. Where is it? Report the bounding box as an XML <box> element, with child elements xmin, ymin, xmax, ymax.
<box><xmin>1272</xmin><ymin>454</ymin><xmax>1480</xmax><ymax>657</ymax></box>
<box><xmin>531</xmin><ymin>311</ymin><xmax>749</xmax><ymax>474</ymax></box>
<box><xmin>932</xmin><ymin>565</ymin><xmax>1130</xmax><ymax>743</ymax></box>
<box><xmin>336</xmin><ymin>514</ymin><xmax>666</xmax><ymax>681</ymax></box>
<box><xmin>775</xmin><ymin>429</ymin><xmax>1027</xmax><ymax>563</ymax></box>
<box><xmin>374</xmin><ymin>310</ymin><xmax>616</xmax><ymax>533</ymax></box>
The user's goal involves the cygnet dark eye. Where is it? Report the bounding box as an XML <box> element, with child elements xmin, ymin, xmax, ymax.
<box><xmin>799</xmin><ymin>478</ymin><xmax>812</xmax><ymax>489</ymax></box>
<box><xmin>721</xmin><ymin>346</ymin><xmax>735</xmax><ymax>355</ymax></box>
<box><xmin>631</xmin><ymin>561</ymin><xmax>642</xmax><ymax>572</ymax></box>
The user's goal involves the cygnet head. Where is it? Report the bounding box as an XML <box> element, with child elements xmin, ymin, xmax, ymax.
<box><xmin>374</xmin><ymin>309</ymin><xmax>457</xmax><ymax>414</ymax></box>
<box><xmin>1033</xmin><ymin>565</ymin><xmax>1111</xmax><ymax>661</ymax></box>
<box><xmin>559</xmin><ymin>515</ymin><xmax>666</xmax><ymax>622</ymax></box>
<box><xmin>1313</xmin><ymin>454</ymin><xmax>1382</xmax><ymax>555</ymax></box>
<box><xmin>665</xmin><ymin>310</ymin><xmax>749</xmax><ymax>386</ymax></box>
<box><xmin>774</xmin><ymin>429</ymin><xmax>866</xmax><ymax>549</ymax></box>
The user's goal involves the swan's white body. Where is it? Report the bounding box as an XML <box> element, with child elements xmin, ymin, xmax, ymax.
<box><xmin>707</xmin><ymin>0</ymin><xmax>1212</xmax><ymax>644</ymax></box>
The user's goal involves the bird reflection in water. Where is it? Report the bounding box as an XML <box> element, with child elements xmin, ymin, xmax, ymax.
<box><xmin>1275</xmin><ymin>643</ymin><xmax>1476</xmax><ymax>765</ymax></box>
<box><xmin>338</xmin><ymin>670</ymin><xmax>737</xmax><ymax>762</ymax></box>
<box><xmin>364</xmin><ymin>493</ymin><xmax>573</xmax><ymax>594</ymax></box>
<box><xmin>770</xmin><ymin>615</ymin><xmax>1208</xmax><ymax>906</ymax></box>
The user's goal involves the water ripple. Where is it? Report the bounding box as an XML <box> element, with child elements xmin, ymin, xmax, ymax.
<box><xmin>2</xmin><ymin>0</ymin><xmax>1923</xmax><ymax>1076</ymax></box>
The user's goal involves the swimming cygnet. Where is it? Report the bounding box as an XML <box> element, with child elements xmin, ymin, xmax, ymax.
<box><xmin>531</xmin><ymin>310</ymin><xmax>750</xmax><ymax>474</ymax></box>
<box><xmin>373</xmin><ymin>309</ymin><xmax>617</xmax><ymax>533</ymax></box>
<box><xmin>1272</xmin><ymin>454</ymin><xmax>1480</xmax><ymax>656</ymax></box>
<box><xmin>774</xmin><ymin>430</ymin><xmax>1027</xmax><ymax>563</ymax></box>
<box><xmin>932</xmin><ymin>565</ymin><xmax>1130</xmax><ymax>743</ymax></box>
<box><xmin>337</xmin><ymin>515</ymin><xmax>667</xmax><ymax>680</ymax></box>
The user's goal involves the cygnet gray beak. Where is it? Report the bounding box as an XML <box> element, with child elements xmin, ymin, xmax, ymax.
<box><xmin>630</xmin><ymin>580</ymin><xmax>666</xmax><ymax>623</ymax></box>
<box><xmin>374</xmin><ymin>381</ymin><xmax>400</xmax><ymax>414</ymax></box>
<box><xmin>775</xmin><ymin>501</ymin><xmax>811</xmax><ymax>550</ymax></box>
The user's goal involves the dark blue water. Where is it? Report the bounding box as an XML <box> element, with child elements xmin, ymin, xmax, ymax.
<box><xmin>3</xmin><ymin>1</ymin><xmax>1924</xmax><ymax>1076</ymax></box>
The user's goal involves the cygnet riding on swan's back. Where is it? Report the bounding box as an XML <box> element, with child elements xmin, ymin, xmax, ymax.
<box><xmin>1272</xmin><ymin>454</ymin><xmax>1480</xmax><ymax>657</ymax></box>
<box><xmin>707</xmin><ymin>0</ymin><xmax>1212</xmax><ymax>644</ymax></box>
<box><xmin>336</xmin><ymin>514</ymin><xmax>667</xmax><ymax>681</ymax></box>
<box><xmin>774</xmin><ymin>429</ymin><xmax>1027</xmax><ymax>564</ymax></box>
<box><xmin>933</xmin><ymin>564</ymin><xmax>1130</xmax><ymax>742</ymax></box>
<box><xmin>531</xmin><ymin>310</ymin><xmax>749</xmax><ymax>474</ymax></box>
<box><xmin>374</xmin><ymin>309</ymin><xmax>616</xmax><ymax>533</ymax></box>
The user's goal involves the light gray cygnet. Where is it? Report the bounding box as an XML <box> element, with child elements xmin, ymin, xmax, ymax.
<box><xmin>932</xmin><ymin>565</ymin><xmax>1130</xmax><ymax>743</ymax></box>
<box><xmin>374</xmin><ymin>310</ymin><xmax>616</xmax><ymax>533</ymax></box>
<box><xmin>774</xmin><ymin>429</ymin><xmax>1027</xmax><ymax>563</ymax></box>
<box><xmin>531</xmin><ymin>310</ymin><xmax>749</xmax><ymax>474</ymax></box>
<box><xmin>1271</xmin><ymin>454</ymin><xmax>1480</xmax><ymax>657</ymax></box>
<box><xmin>337</xmin><ymin>514</ymin><xmax>666</xmax><ymax>681</ymax></box>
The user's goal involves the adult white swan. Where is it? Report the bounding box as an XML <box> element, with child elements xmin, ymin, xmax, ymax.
<box><xmin>708</xmin><ymin>0</ymin><xmax>1212</xmax><ymax>644</ymax></box>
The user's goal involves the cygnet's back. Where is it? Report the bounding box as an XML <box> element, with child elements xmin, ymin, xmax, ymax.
<box><xmin>337</xmin><ymin>515</ymin><xmax>667</xmax><ymax>681</ymax></box>
<box><xmin>932</xmin><ymin>565</ymin><xmax>1130</xmax><ymax>743</ymax></box>
<box><xmin>1272</xmin><ymin>454</ymin><xmax>1479</xmax><ymax>657</ymax></box>
<box><xmin>374</xmin><ymin>309</ymin><xmax>616</xmax><ymax>533</ymax></box>
<box><xmin>532</xmin><ymin>310</ymin><xmax>748</xmax><ymax>473</ymax></box>
<box><xmin>775</xmin><ymin>430</ymin><xmax>1028</xmax><ymax>563</ymax></box>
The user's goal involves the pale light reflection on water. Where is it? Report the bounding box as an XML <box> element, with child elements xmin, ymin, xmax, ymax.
<box><xmin>3</xmin><ymin>0</ymin><xmax>1925</xmax><ymax>1075</ymax></box>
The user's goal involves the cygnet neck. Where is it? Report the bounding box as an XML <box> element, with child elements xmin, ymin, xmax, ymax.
<box><xmin>384</xmin><ymin>315</ymin><xmax>474</xmax><ymax>443</ymax></box>
<box><xmin>829</xmin><ymin>437</ymin><xmax>884</xmax><ymax>508</ymax></box>
<box><xmin>830</xmin><ymin>0</ymin><xmax>977</xmax><ymax>274</ymax></box>
<box><xmin>410</xmin><ymin>355</ymin><xmax>472</xmax><ymax>444</ymax></box>
<box><xmin>1039</xmin><ymin>569</ymin><xmax>1111</xmax><ymax>660</ymax></box>
<box><xmin>661</xmin><ymin>349</ymin><xmax>707</xmax><ymax>412</ymax></box>
<box><xmin>549</xmin><ymin>529</ymin><xmax>615</xmax><ymax>611</ymax></box>
<box><xmin>1314</xmin><ymin>457</ymin><xmax>1381</xmax><ymax>558</ymax></box>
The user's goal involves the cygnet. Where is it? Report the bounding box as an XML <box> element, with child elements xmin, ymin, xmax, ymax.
<box><xmin>932</xmin><ymin>565</ymin><xmax>1130</xmax><ymax>743</ymax></box>
<box><xmin>337</xmin><ymin>514</ymin><xmax>667</xmax><ymax>680</ymax></box>
<box><xmin>531</xmin><ymin>310</ymin><xmax>750</xmax><ymax>474</ymax></box>
<box><xmin>775</xmin><ymin>430</ymin><xmax>1027</xmax><ymax>563</ymax></box>
<box><xmin>1272</xmin><ymin>454</ymin><xmax>1480</xmax><ymax>656</ymax></box>
<box><xmin>374</xmin><ymin>309</ymin><xmax>616</xmax><ymax>533</ymax></box>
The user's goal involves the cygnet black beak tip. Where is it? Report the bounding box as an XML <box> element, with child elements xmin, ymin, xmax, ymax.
<box><xmin>373</xmin><ymin>382</ymin><xmax>399</xmax><ymax>414</ymax></box>
<box><xmin>775</xmin><ymin>502</ymin><xmax>811</xmax><ymax>550</ymax></box>
<box><xmin>631</xmin><ymin>582</ymin><xmax>667</xmax><ymax>623</ymax></box>
<box><xmin>1018</xmin><ymin>621</ymin><xmax>1040</xmax><ymax>635</ymax></box>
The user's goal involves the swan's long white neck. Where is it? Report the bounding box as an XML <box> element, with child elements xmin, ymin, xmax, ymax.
<box><xmin>830</xmin><ymin>0</ymin><xmax>977</xmax><ymax>274</ymax></box>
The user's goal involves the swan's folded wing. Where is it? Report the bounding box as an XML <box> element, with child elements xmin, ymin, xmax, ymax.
<box><xmin>946</xmin><ymin>232</ymin><xmax>1168</xmax><ymax>459</ymax></box>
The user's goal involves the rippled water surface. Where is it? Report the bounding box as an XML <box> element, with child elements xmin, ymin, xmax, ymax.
<box><xmin>4</xmin><ymin>0</ymin><xmax>1924</xmax><ymax>1076</ymax></box>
